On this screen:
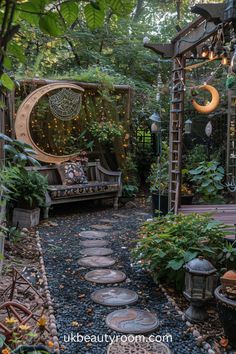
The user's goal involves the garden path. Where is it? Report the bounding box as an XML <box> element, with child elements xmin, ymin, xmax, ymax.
<box><xmin>39</xmin><ymin>204</ymin><xmax>203</xmax><ymax>354</ymax></box>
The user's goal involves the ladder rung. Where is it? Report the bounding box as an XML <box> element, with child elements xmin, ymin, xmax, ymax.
<box><xmin>172</xmin><ymin>99</ymin><xmax>182</xmax><ymax>104</ymax></box>
<box><xmin>171</xmin><ymin>109</ymin><xmax>183</xmax><ymax>113</ymax></box>
<box><xmin>171</xmin><ymin>170</ymin><xmax>180</xmax><ymax>174</ymax></box>
<box><xmin>171</xmin><ymin>130</ymin><xmax>179</xmax><ymax>133</ymax></box>
<box><xmin>172</xmin><ymin>160</ymin><xmax>178</xmax><ymax>163</ymax></box>
<box><xmin>173</xmin><ymin>140</ymin><xmax>181</xmax><ymax>143</ymax></box>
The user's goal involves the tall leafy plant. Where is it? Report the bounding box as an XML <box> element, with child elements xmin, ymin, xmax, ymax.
<box><xmin>189</xmin><ymin>160</ymin><xmax>225</xmax><ymax>203</ymax></box>
<box><xmin>133</xmin><ymin>213</ymin><xmax>232</xmax><ymax>290</ymax></box>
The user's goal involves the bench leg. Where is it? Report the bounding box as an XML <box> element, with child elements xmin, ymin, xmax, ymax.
<box><xmin>43</xmin><ymin>207</ymin><xmax>50</xmax><ymax>219</ymax></box>
<box><xmin>114</xmin><ymin>196</ymin><xmax>119</xmax><ymax>210</ymax></box>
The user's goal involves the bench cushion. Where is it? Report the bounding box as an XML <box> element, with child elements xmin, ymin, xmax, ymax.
<box><xmin>57</xmin><ymin>162</ymin><xmax>88</xmax><ymax>185</ymax></box>
<box><xmin>48</xmin><ymin>181</ymin><xmax>119</xmax><ymax>200</ymax></box>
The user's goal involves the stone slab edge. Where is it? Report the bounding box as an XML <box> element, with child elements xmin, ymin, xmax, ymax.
<box><xmin>36</xmin><ymin>230</ymin><xmax>60</xmax><ymax>353</ymax></box>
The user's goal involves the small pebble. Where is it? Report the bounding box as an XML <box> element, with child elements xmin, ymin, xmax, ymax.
<box><xmin>203</xmin><ymin>343</ymin><xmax>211</xmax><ymax>350</ymax></box>
<box><xmin>208</xmin><ymin>350</ymin><xmax>215</xmax><ymax>354</ymax></box>
<box><xmin>192</xmin><ymin>330</ymin><xmax>200</xmax><ymax>338</ymax></box>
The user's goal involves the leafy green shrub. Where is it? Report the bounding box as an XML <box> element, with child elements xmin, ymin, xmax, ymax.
<box><xmin>2</xmin><ymin>167</ymin><xmax>48</xmax><ymax>209</ymax></box>
<box><xmin>189</xmin><ymin>160</ymin><xmax>224</xmax><ymax>203</ymax></box>
<box><xmin>133</xmin><ymin>213</ymin><xmax>233</xmax><ymax>291</ymax></box>
<box><xmin>122</xmin><ymin>184</ymin><xmax>138</xmax><ymax>198</ymax></box>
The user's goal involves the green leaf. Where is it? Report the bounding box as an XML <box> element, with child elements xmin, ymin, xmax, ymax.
<box><xmin>17</xmin><ymin>1</ymin><xmax>42</xmax><ymax>25</ymax></box>
<box><xmin>39</xmin><ymin>12</ymin><xmax>65</xmax><ymax>36</ymax></box>
<box><xmin>60</xmin><ymin>0</ymin><xmax>78</xmax><ymax>26</ymax></box>
<box><xmin>84</xmin><ymin>3</ymin><xmax>105</xmax><ymax>30</ymax></box>
<box><xmin>108</xmin><ymin>0</ymin><xmax>136</xmax><ymax>16</ymax></box>
<box><xmin>3</xmin><ymin>56</ymin><xmax>12</xmax><ymax>70</ymax></box>
<box><xmin>7</xmin><ymin>42</ymin><xmax>25</xmax><ymax>63</ymax></box>
<box><xmin>167</xmin><ymin>259</ymin><xmax>184</xmax><ymax>271</ymax></box>
<box><xmin>1</xmin><ymin>73</ymin><xmax>15</xmax><ymax>91</ymax></box>
<box><xmin>184</xmin><ymin>251</ymin><xmax>198</xmax><ymax>263</ymax></box>
<box><xmin>0</xmin><ymin>334</ymin><xmax>5</xmax><ymax>348</ymax></box>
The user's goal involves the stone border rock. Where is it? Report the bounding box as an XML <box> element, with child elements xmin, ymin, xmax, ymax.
<box><xmin>36</xmin><ymin>230</ymin><xmax>60</xmax><ymax>353</ymax></box>
<box><xmin>159</xmin><ymin>284</ymin><xmax>215</xmax><ymax>354</ymax></box>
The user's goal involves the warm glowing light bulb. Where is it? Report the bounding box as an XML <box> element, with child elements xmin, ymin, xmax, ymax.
<box><xmin>221</xmin><ymin>52</ymin><xmax>228</xmax><ymax>65</ymax></box>
<box><xmin>209</xmin><ymin>50</ymin><xmax>214</xmax><ymax>60</ymax></box>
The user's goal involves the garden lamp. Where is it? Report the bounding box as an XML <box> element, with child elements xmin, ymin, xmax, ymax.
<box><xmin>183</xmin><ymin>256</ymin><xmax>217</xmax><ymax>323</ymax></box>
<box><xmin>184</xmin><ymin>119</ymin><xmax>192</xmax><ymax>134</ymax></box>
<box><xmin>150</xmin><ymin>112</ymin><xmax>161</xmax><ymax>134</ymax></box>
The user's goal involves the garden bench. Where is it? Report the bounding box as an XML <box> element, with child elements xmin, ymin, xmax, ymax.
<box><xmin>35</xmin><ymin>160</ymin><xmax>122</xmax><ymax>218</ymax></box>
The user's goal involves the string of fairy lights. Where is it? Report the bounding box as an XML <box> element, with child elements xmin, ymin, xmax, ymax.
<box><xmin>29</xmin><ymin>89</ymin><xmax>129</xmax><ymax>156</ymax></box>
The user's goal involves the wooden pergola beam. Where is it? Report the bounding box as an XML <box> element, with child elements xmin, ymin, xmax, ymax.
<box><xmin>173</xmin><ymin>20</ymin><xmax>218</xmax><ymax>57</ymax></box>
<box><xmin>143</xmin><ymin>43</ymin><xmax>174</xmax><ymax>58</ymax></box>
<box><xmin>191</xmin><ymin>3</ymin><xmax>224</xmax><ymax>24</ymax></box>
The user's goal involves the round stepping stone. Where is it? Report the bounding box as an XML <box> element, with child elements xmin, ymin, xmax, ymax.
<box><xmin>78</xmin><ymin>256</ymin><xmax>116</xmax><ymax>268</ymax></box>
<box><xmin>107</xmin><ymin>338</ymin><xmax>171</xmax><ymax>354</ymax></box>
<box><xmin>79</xmin><ymin>231</ymin><xmax>108</xmax><ymax>239</ymax></box>
<box><xmin>106</xmin><ymin>309</ymin><xmax>159</xmax><ymax>334</ymax></box>
<box><xmin>80</xmin><ymin>248</ymin><xmax>113</xmax><ymax>256</ymax></box>
<box><xmin>91</xmin><ymin>288</ymin><xmax>138</xmax><ymax>306</ymax></box>
<box><xmin>91</xmin><ymin>224</ymin><xmax>113</xmax><ymax>230</ymax></box>
<box><xmin>100</xmin><ymin>219</ymin><xmax>116</xmax><ymax>224</ymax></box>
<box><xmin>85</xmin><ymin>269</ymin><xmax>126</xmax><ymax>284</ymax></box>
<box><xmin>113</xmin><ymin>213</ymin><xmax>128</xmax><ymax>219</ymax></box>
<box><xmin>79</xmin><ymin>240</ymin><xmax>109</xmax><ymax>248</ymax></box>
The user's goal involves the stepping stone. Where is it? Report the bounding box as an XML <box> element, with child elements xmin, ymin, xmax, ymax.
<box><xmin>80</xmin><ymin>248</ymin><xmax>113</xmax><ymax>256</ymax></box>
<box><xmin>79</xmin><ymin>231</ymin><xmax>108</xmax><ymax>239</ymax></box>
<box><xmin>113</xmin><ymin>213</ymin><xmax>129</xmax><ymax>219</ymax></box>
<box><xmin>106</xmin><ymin>309</ymin><xmax>159</xmax><ymax>334</ymax></box>
<box><xmin>79</xmin><ymin>240</ymin><xmax>109</xmax><ymax>248</ymax></box>
<box><xmin>100</xmin><ymin>219</ymin><xmax>116</xmax><ymax>224</ymax></box>
<box><xmin>91</xmin><ymin>288</ymin><xmax>138</xmax><ymax>306</ymax></box>
<box><xmin>78</xmin><ymin>256</ymin><xmax>116</xmax><ymax>268</ymax></box>
<box><xmin>107</xmin><ymin>338</ymin><xmax>171</xmax><ymax>354</ymax></box>
<box><xmin>85</xmin><ymin>269</ymin><xmax>126</xmax><ymax>284</ymax></box>
<box><xmin>91</xmin><ymin>224</ymin><xmax>113</xmax><ymax>231</ymax></box>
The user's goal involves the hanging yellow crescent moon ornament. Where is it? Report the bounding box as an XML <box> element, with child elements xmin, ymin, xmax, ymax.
<box><xmin>191</xmin><ymin>84</ymin><xmax>220</xmax><ymax>114</ymax></box>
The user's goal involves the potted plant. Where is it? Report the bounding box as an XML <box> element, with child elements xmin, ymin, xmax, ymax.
<box><xmin>147</xmin><ymin>142</ymin><xmax>169</xmax><ymax>216</ymax></box>
<box><xmin>181</xmin><ymin>184</ymin><xmax>194</xmax><ymax>205</ymax></box>
<box><xmin>3</xmin><ymin>166</ymin><xmax>48</xmax><ymax>227</ymax></box>
<box><xmin>215</xmin><ymin>270</ymin><xmax>236</xmax><ymax>348</ymax></box>
<box><xmin>0</xmin><ymin>134</ymin><xmax>47</xmax><ymax>228</ymax></box>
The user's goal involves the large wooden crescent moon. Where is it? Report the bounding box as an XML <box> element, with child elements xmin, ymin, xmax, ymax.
<box><xmin>191</xmin><ymin>84</ymin><xmax>220</xmax><ymax>115</ymax></box>
<box><xmin>15</xmin><ymin>83</ymin><xmax>84</xmax><ymax>164</ymax></box>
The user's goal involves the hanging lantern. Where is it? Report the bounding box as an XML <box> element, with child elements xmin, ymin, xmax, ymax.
<box><xmin>201</xmin><ymin>45</ymin><xmax>209</xmax><ymax>58</ymax></box>
<box><xmin>231</xmin><ymin>45</ymin><xmax>236</xmax><ymax>73</ymax></box>
<box><xmin>149</xmin><ymin>112</ymin><xmax>161</xmax><ymax>133</ymax></box>
<box><xmin>205</xmin><ymin>121</ymin><xmax>213</xmax><ymax>137</ymax></box>
<box><xmin>184</xmin><ymin>119</ymin><xmax>192</xmax><ymax>134</ymax></box>
<box><xmin>209</xmin><ymin>45</ymin><xmax>215</xmax><ymax>60</ymax></box>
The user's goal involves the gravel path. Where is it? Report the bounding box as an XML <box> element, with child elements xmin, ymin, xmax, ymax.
<box><xmin>39</xmin><ymin>204</ymin><xmax>204</xmax><ymax>354</ymax></box>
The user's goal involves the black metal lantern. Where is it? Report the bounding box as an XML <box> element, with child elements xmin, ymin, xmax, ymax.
<box><xmin>183</xmin><ymin>256</ymin><xmax>217</xmax><ymax>323</ymax></box>
<box><xmin>184</xmin><ymin>119</ymin><xmax>192</xmax><ymax>134</ymax></box>
<box><xmin>224</xmin><ymin>0</ymin><xmax>236</xmax><ymax>23</ymax></box>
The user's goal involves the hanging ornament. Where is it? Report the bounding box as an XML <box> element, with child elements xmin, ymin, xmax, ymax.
<box><xmin>205</xmin><ymin>121</ymin><xmax>213</xmax><ymax>137</ymax></box>
<box><xmin>191</xmin><ymin>85</ymin><xmax>220</xmax><ymax>114</ymax></box>
<box><xmin>49</xmin><ymin>88</ymin><xmax>82</xmax><ymax>121</ymax></box>
<box><xmin>231</xmin><ymin>45</ymin><xmax>236</xmax><ymax>73</ymax></box>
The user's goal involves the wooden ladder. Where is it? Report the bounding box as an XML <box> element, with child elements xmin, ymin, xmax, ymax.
<box><xmin>168</xmin><ymin>56</ymin><xmax>185</xmax><ymax>213</ymax></box>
